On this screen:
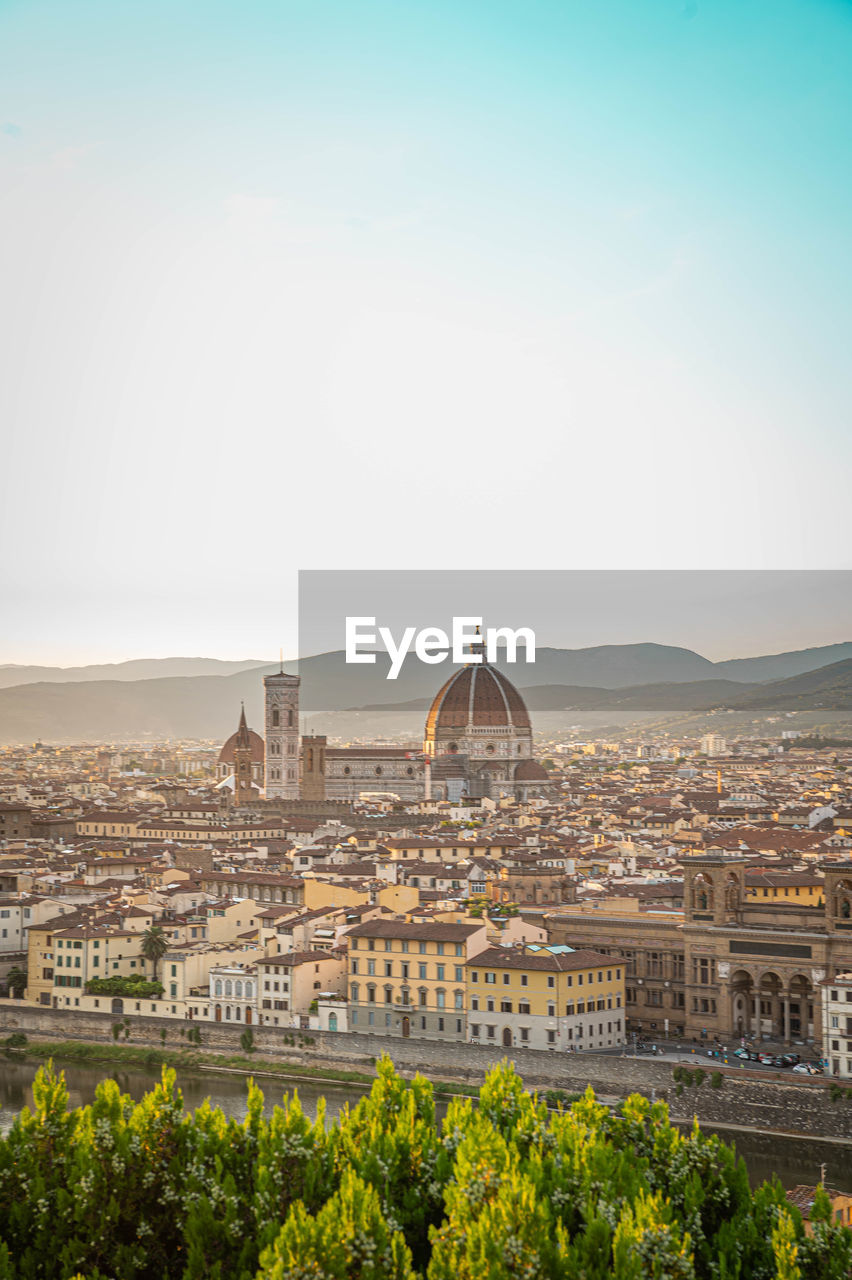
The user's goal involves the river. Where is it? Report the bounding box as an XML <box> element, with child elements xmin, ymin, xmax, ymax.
<box><xmin>2</xmin><ymin>1055</ymin><xmax>851</xmax><ymax>1191</ymax></box>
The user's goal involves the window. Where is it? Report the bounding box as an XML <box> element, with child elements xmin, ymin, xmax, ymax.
<box><xmin>521</xmin><ymin>974</ymin><xmax>528</xmax><ymax>986</ymax></box>
<box><xmin>519</xmin><ymin>1001</ymin><xmax>530</xmax><ymax>1015</ymax></box>
<box><xmin>547</xmin><ymin>976</ymin><xmax>555</xmax><ymax>988</ymax></box>
<box><xmin>471</xmin><ymin>1023</ymin><xmax>480</xmax><ymax>1038</ymax></box>
<box><xmin>503</xmin><ymin>973</ymin><xmax>510</xmax><ymax>985</ymax></box>
<box><xmin>520</xmin><ymin>1028</ymin><xmax>529</xmax><ymax>1042</ymax></box>
<box><xmin>436</xmin><ymin>965</ymin><xmax>445</xmax><ymax>981</ymax></box>
<box><xmin>501</xmin><ymin>1000</ymin><xmax>512</xmax><ymax>1013</ymax></box>
<box><xmin>485</xmin><ymin>972</ymin><xmax>496</xmax><ymax>984</ymax></box>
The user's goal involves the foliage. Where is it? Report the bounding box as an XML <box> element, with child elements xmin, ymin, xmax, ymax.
<box><xmin>239</xmin><ymin>1028</ymin><xmax>255</xmax><ymax>1055</ymax></box>
<box><xmin>0</xmin><ymin>1057</ymin><xmax>851</xmax><ymax>1280</ymax></box>
<box><xmin>5</xmin><ymin>965</ymin><xmax>27</xmax><ymax>998</ymax></box>
<box><xmin>86</xmin><ymin>974</ymin><xmax>164</xmax><ymax>998</ymax></box>
<box><xmin>710</xmin><ymin>1072</ymin><xmax>723</xmax><ymax>1089</ymax></box>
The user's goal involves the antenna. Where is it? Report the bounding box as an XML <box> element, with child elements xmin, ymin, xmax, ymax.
<box><xmin>279</xmin><ymin>647</ymin><xmax>284</xmax><ymax>674</ymax></box>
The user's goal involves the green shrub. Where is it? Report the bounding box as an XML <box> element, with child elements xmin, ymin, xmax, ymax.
<box><xmin>711</xmin><ymin>1071</ymin><xmax>723</xmax><ymax>1088</ymax></box>
<box><xmin>1</xmin><ymin>1056</ymin><xmax>850</xmax><ymax>1280</ymax></box>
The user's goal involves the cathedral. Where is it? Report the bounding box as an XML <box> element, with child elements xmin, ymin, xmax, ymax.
<box><xmin>220</xmin><ymin>653</ymin><xmax>549</xmax><ymax>805</ymax></box>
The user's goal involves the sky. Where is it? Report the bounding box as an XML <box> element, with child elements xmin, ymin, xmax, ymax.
<box><xmin>1</xmin><ymin>1</ymin><xmax>851</xmax><ymax>665</ymax></box>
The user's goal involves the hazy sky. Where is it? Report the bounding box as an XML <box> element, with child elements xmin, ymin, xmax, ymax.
<box><xmin>2</xmin><ymin>1</ymin><xmax>851</xmax><ymax>665</ymax></box>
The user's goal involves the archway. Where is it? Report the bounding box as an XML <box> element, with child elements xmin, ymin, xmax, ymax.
<box><xmin>502</xmin><ymin>1027</ymin><xmax>512</xmax><ymax>1048</ymax></box>
<box><xmin>245</xmin><ymin>1007</ymin><xmax>252</xmax><ymax>1026</ymax></box>
<box><xmin>402</xmin><ymin>1016</ymin><xmax>410</xmax><ymax>1038</ymax></box>
<box><xmin>729</xmin><ymin>970</ymin><xmax>753</xmax><ymax>1037</ymax></box>
<box><xmin>328</xmin><ymin>1011</ymin><xmax>337</xmax><ymax>1033</ymax></box>
<box><xmin>757</xmin><ymin>971</ymin><xmax>784</xmax><ymax>1040</ymax></box>
<box><xmin>111</xmin><ymin>997</ymin><xmax>123</xmax><ymax>1015</ymax></box>
<box><xmin>215</xmin><ymin>1004</ymin><xmax>222</xmax><ymax>1022</ymax></box>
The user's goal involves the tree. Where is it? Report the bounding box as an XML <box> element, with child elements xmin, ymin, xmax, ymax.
<box><xmin>140</xmin><ymin>925</ymin><xmax>168</xmax><ymax>982</ymax></box>
<box><xmin>5</xmin><ymin>965</ymin><xmax>27</xmax><ymax>998</ymax></box>
<box><xmin>258</xmin><ymin>1170</ymin><xmax>416</xmax><ymax>1280</ymax></box>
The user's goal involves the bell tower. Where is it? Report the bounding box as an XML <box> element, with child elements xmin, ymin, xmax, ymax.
<box><xmin>264</xmin><ymin>659</ymin><xmax>300</xmax><ymax>799</ymax></box>
<box><xmin>233</xmin><ymin>704</ymin><xmax>254</xmax><ymax>806</ymax></box>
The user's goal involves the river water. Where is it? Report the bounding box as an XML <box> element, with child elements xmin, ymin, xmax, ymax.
<box><xmin>2</xmin><ymin>1056</ymin><xmax>851</xmax><ymax>1191</ymax></box>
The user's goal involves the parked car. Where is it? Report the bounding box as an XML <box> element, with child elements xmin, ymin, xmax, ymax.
<box><xmin>792</xmin><ymin>1062</ymin><xmax>822</xmax><ymax>1075</ymax></box>
<box><xmin>758</xmin><ymin>1053</ymin><xmax>776</xmax><ymax>1065</ymax></box>
<box><xmin>733</xmin><ymin>1047</ymin><xmax>750</xmax><ymax>1060</ymax></box>
<box><xmin>781</xmin><ymin>1053</ymin><xmax>800</xmax><ymax>1066</ymax></box>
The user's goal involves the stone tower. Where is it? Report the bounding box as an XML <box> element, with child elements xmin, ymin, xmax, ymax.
<box><xmin>301</xmin><ymin>735</ymin><xmax>327</xmax><ymax>802</ymax></box>
<box><xmin>264</xmin><ymin>662</ymin><xmax>300</xmax><ymax>799</ymax></box>
<box><xmin>233</xmin><ymin>704</ymin><xmax>255</xmax><ymax>806</ymax></box>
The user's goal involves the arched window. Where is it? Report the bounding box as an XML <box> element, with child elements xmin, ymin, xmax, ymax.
<box><xmin>245</xmin><ymin>982</ymin><xmax>253</xmax><ymax>999</ymax></box>
<box><xmin>235</xmin><ymin>980</ymin><xmax>243</xmax><ymax>998</ymax></box>
<box><xmin>350</xmin><ymin>982</ymin><xmax>359</xmax><ymax>1002</ymax></box>
<box><xmin>367</xmin><ymin>984</ymin><xmax>376</xmax><ymax>1003</ymax></box>
<box><xmin>436</xmin><ymin>989</ymin><xmax>446</xmax><ymax>1009</ymax></box>
<box><xmin>214</xmin><ymin>980</ymin><xmax>223</xmax><ymax>997</ymax></box>
<box><xmin>272</xmin><ymin>709</ymin><xmax>280</xmax><ymax>727</ymax></box>
<box><xmin>224</xmin><ymin>980</ymin><xmax>233</xmax><ymax>997</ymax></box>
<box><xmin>384</xmin><ymin>985</ymin><xmax>394</xmax><ymax>1004</ymax></box>
<box><xmin>225</xmin><ymin>1006</ymin><xmax>231</xmax><ymax>1020</ymax></box>
<box><xmin>288</xmin><ymin>709</ymin><xmax>293</xmax><ymax>726</ymax></box>
<box><xmin>454</xmin><ymin>989</ymin><xmax>464</xmax><ymax>1009</ymax></box>
<box><xmin>418</xmin><ymin>987</ymin><xmax>428</xmax><ymax>1007</ymax></box>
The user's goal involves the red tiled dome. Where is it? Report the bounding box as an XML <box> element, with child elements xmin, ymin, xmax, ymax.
<box><xmin>218</xmin><ymin>728</ymin><xmax>265</xmax><ymax>765</ymax></box>
<box><xmin>514</xmin><ymin>760</ymin><xmax>549</xmax><ymax>781</ymax></box>
<box><xmin>425</xmin><ymin>665</ymin><xmax>531</xmax><ymax>736</ymax></box>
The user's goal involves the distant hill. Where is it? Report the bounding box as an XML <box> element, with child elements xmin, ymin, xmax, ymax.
<box><xmin>1</xmin><ymin>644</ymin><xmax>851</xmax><ymax>744</ymax></box>
<box><xmin>0</xmin><ymin>657</ymin><xmax>270</xmax><ymax>690</ymax></box>
<box><xmin>714</xmin><ymin>641</ymin><xmax>852</xmax><ymax>683</ymax></box>
<box><xmin>723</xmin><ymin>658</ymin><xmax>852</xmax><ymax>711</ymax></box>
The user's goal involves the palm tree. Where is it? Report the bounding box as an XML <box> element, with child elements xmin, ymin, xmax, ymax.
<box><xmin>140</xmin><ymin>925</ymin><xmax>168</xmax><ymax>983</ymax></box>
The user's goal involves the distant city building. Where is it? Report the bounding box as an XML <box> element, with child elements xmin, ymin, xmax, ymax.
<box><xmin>700</xmin><ymin>733</ymin><xmax>728</xmax><ymax>757</ymax></box>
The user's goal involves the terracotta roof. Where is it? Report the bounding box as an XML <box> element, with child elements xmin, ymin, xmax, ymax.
<box><xmin>469</xmin><ymin>945</ymin><xmax>616</xmax><ymax>971</ymax></box>
<box><xmin>425</xmin><ymin>664</ymin><xmax>531</xmax><ymax>734</ymax></box>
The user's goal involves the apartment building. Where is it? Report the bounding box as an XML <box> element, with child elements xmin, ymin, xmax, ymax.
<box><xmin>346</xmin><ymin>918</ymin><xmax>488</xmax><ymax>1039</ymax></box>
<box><xmin>466</xmin><ymin>946</ymin><xmax>625</xmax><ymax>1051</ymax></box>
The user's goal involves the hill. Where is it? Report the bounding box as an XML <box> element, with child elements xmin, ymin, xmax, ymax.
<box><xmin>0</xmin><ymin>657</ymin><xmax>269</xmax><ymax>689</ymax></box>
<box><xmin>1</xmin><ymin>645</ymin><xmax>851</xmax><ymax>744</ymax></box>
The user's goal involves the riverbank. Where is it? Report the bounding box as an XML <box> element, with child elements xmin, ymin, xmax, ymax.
<box><xmin>3</xmin><ymin>1001</ymin><xmax>852</xmax><ymax>1140</ymax></box>
<box><xmin>9</xmin><ymin>1038</ymin><xmax>491</xmax><ymax>1098</ymax></box>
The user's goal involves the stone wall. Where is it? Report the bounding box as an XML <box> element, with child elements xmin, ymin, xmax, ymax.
<box><xmin>2</xmin><ymin>1000</ymin><xmax>851</xmax><ymax>1140</ymax></box>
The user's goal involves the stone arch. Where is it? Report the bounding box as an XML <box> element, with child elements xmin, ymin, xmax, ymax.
<box><xmin>729</xmin><ymin>968</ymin><xmax>754</xmax><ymax>1037</ymax></box>
<box><xmin>834</xmin><ymin>879</ymin><xmax>852</xmax><ymax>921</ymax></box>
<box><xmin>691</xmin><ymin>872</ymin><xmax>714</xmax><ymax>913</ymax></box>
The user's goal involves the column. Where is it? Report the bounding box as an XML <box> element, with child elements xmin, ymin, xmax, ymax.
<box><xmin>783</xmin><ymin>994</ymin><xmax>791</xmax><ymax>1045</ymax></box>
<box><xmin>752</xmin><ymin>989</ymin><xmax>760</xmax><ymax>1040</ymax></box>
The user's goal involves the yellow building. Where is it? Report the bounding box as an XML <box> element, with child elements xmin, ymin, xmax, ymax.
<box><xmin>346</xmin><ymin>918</ymin><xmax>488</xmax><ymax>1040</ymax></box>
<box><xmin>466</xmin><ymin>945</ymin><xmax>625</xmax><ymax>1052</ymax></box>
<box><xmin>51</xmin><ymin>925</ymin><xmax>146</xmax><ymax>1010</ymax></box>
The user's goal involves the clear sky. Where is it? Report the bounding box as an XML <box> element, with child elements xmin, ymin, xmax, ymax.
<box><xmin>2</xmin><ymin>1</ymin><xmax>851</xmax><ymax>664</ymax></box>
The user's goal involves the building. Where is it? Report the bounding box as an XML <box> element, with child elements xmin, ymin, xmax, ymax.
<box><xmin>466</xmin><ymin>945</ymin><xmax>625</xmax><ymax>1051</ymax></box>
<box><xmin>346</xmin><ymin>918</ymin><xmax>488</xmax><ymax>1039</ymax></box>
<box><xmin>424</xmin><ymin>659</ymin><xmax>549</xmax><ymax>801</ymax></box>
<box><xmin>547</xmin><ymin>856</ymin><xmax>852</xmax><ymax>1046</ymax></box>
<box><xmin>700</xmin><ymin>734</ymin><xmax>728</xmax><ymax>757</ymax></box>
<box><xmin>257</xmin><ymin>949</ymin><xmax>346</xmax><ymax>1027</ymax></box>
<box><xmin>208</xmin><ymin>962</ymin><xmax>258</xmax><ymax>1025</ymax></box>
<box><xmin>264</xmin><ymin>664</ymin><xmax>300</xmax><ymax>799</ymax></box>
<box><xmin>216</xmin><ymin>715</ymin><xmax>264</xmax><ymax>790</ymax></box>
<box><xmin>822</xmin><ymin>972</ymin><xmax>852</xmax><ymax>1078</ymax></box>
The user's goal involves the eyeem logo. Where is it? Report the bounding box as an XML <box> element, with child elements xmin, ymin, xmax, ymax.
<box><xmin>345</xmin><ymin>616</ymin><xmax>536</xmax><ymax>680</ymax></box>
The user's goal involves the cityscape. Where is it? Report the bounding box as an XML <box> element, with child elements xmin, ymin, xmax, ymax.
<box><xmin>4</xmin><ymin>0</ymin><xmax>852</xmax><ymax>1271</ymax></box>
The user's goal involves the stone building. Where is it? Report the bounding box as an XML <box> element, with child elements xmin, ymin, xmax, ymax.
<box><xmin>546</xmin><ymin>856</ymin><xmax>852</xmax><ymax>1047</ymax></box>
<box><xmin>264</xmin><ymin>664</ymin><xmax>300</xmax><ymax>799</ymax></box>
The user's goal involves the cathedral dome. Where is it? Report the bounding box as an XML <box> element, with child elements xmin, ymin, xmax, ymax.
<box><xmin>425</xmin><ymin>665</ymin><xmax>531</xmax><ymax>737</ymax></box>
<box><xmin>514</xmin><ymin>759</ymin><xmax>549</xmax><ymax>781</ymax></box>
<box><xmin>218</xmin><ymin>727</ymin><xmax>265</xmax><ymax>766</ymax></box>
